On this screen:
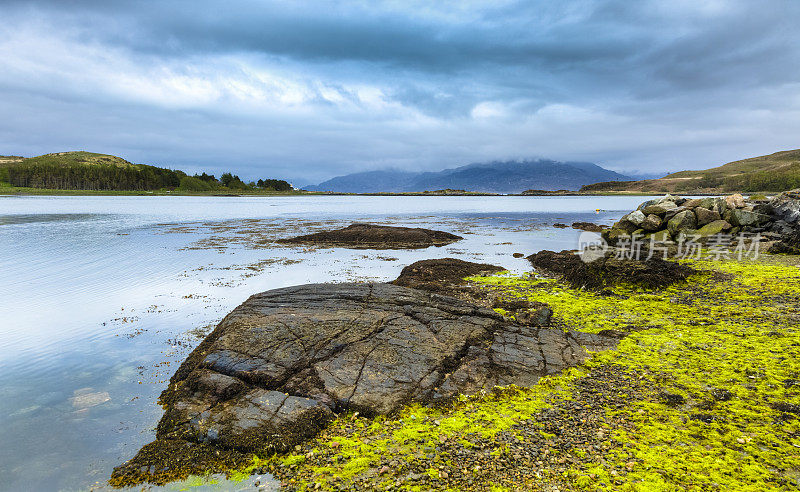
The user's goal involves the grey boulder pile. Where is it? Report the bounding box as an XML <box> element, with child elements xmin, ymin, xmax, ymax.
<box><xmin>602</xmin><ymin>190</ymin><xmax>800</xmax><ymax>247</ymax></box>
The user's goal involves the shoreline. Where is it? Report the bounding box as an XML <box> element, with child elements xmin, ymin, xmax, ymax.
<box><xmin>0</xmin><ymin>186</ymin><xmax>776</xmax><ymax>198</ymax></box>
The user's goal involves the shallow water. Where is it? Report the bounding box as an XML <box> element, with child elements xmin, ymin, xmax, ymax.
<box><xmin>0</xmin><ymin>195</ymin><xmax>645</xmax><ymax>491</ymax></box>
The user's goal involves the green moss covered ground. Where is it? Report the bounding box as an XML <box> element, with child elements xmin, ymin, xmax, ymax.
<box><xmin>129</xmin><ymin>256</ymin><xmax>800</xmax><ymax>490</ymax></box>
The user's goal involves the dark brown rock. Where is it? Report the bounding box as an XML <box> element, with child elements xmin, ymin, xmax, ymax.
<box><xmin>693</xmin><ymin>207</ymin><xmax>721</xmax><ymax>226</ymax></box>
<box><xmin>527</xmin><ymin>250</ymin><xmax>697</xmax><ymax>290</ymax></box>
<box><xmin>277</xmin><ymin>223</ymin><xmax>462</xmax><ymax>249</ymax></box>
<box><xmin>116</xmin><ymin>282</ymin><xmax>617</xmax><ymax>484</ymax></box>
<box><xmin>640</xmin><ymin>214</ymin><xmax>662</xmax><ymax>231</ymax></box>
<box><xmin>571</xmin><ymin>222</ymin><xmax>607</xmax><ymax>232</ymax></box>
<box><xmin>391</xmin><ymin>258</ymin><xmax>505</xmax><ymax>294</ymax></box>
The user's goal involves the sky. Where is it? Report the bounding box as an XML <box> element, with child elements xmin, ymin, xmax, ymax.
<box><xmin>1</xmin><ymin>0</ymin><xmax>799</xmax><ymax>184</ymax></box>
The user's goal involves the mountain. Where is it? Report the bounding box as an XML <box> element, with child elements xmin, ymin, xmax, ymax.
<box><xmin>305</xmin><ymin>160</ymin><xmax>632</xmax><ymax>193</ymax></box>
<box><xmin>581</xmin><ymin>149</ymin><xmax>800</xmax><ymax>194</ymax></box>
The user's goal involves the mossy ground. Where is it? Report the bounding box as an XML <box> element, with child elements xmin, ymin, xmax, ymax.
<box><xmin>123</xmin><ymin>255</ymin><xmax>800</xmax><ymax>490</ymax></box>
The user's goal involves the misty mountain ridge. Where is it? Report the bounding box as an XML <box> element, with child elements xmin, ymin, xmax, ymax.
<box><xmin>304</xmin><ymin>159</ymin><xmax>632</xmax><ymax>193</ymax></box>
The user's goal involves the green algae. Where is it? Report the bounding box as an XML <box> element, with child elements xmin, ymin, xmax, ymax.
<box><xmin>469</xmin><ymin>258</ymin><xmax>800</xmax><ymax>490</ymax></box>
<box><xmin>117</xmin><ymin>256</ymin><xmax>800</xmax><ymax>490</ymax></box>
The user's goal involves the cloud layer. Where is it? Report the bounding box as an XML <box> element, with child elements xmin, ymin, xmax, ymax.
<box><xmin>1</xmin><ymin>0</ymin><xmax>799</xmax><ymax>182</ymax></box>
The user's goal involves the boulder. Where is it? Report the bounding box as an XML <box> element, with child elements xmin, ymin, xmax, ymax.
<box><xmin>637</xmin><ymin>199</ymin><xmax>657</xmax><ymax>211</ymax></box>
<box><xmin>641</xmin><ymin>214</ymin><xmax>663</xmax><ymax>231</ymax></box>
<box><xmin>683</xmin><ymin>199</ymin><xmax>703</xmax><ymax>209</ymax></box>
<box><xmin>115</xmin><ymin>282</ymin><xmax>618</xmax><ymax>484</ymax></box>
<box><xmin>729</xmin><ymin>209</ymin><xmax>770</xmax><ymax>227</ymax></box>
<box><xmin>571</xmin><ymin>222</ymin><xmax>607</xmax><ymax>232</ymax></box>
<box><xmin>667</xmin><ymin>210</ymin><xmax>697</xmax><ymax>236</ymax></box>
<box><xmin>612</xmin><ymin>219</ymin><xmax>639</xmax><ymax>234</ymax></box>
<box><xmin>768</xmin><ymin>230</ymin><xmax>800</xmax><ymax>255</ymax></box>
<box><xmin>663</xmin><ymin>206</ymin><xmax>689</xmax><ymax>222</ymax></box>
<box><xmin>769</xmin><ymin>189</ymin><xmax>800</xmax><ymax>223</ymax></box>
<box><xmin>699</xmin><ymin>197</ymin><xmax>728</xmax><ymax>215</ymax></box>
<box><xmin>601</xmin><ymin>227</ymin><xmax>631</xmax><ymax>246</ymax></box>
<box><xmin>527</xmin><ymin>250</ymin><xmax>696</xmax><ymax>290</ymax></box>
<box><xmin>725</xmin><ymin>193</ymin><xmax>746</xmax><ymax>209</ymax></box>
<box><xmin>694</xmin><ymin>207</ymin><xmax>721</xmax><ymax>226</ymax></box>
<box><xmin>277</xmin><ymin>223</ymin><xmax>462</xmax><ymax>249</ymax></box>
<box><xmin>696</xmin><ymin>220</ymin><xmax>733</xmax><ymax>238</ymax></box>
<box><xmin>642</xmin><ymin>201</ymin><xmax>678</xmax><ymax>215</ymax></box>
<box><xmin>625</xmin><ymin>210</ymin><xmax>646</xmax><ymax>226</ymax></box>
<box><xmin>392</xmin><ymin>258</ymin><xmax>505</xmax><ymax>294</ymax></box>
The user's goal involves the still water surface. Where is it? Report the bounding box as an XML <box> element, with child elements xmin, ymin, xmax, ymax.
<box><xmin>0</xmin><ymin>195</ymin><xmax>645</xmax><ymax>491</ymax></box>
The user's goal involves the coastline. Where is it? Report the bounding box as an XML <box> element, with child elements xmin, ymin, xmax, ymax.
<box><xmin>0</xmin><ymin>185</ymin><xmax>772</xmax><ymax>197</ymax></box>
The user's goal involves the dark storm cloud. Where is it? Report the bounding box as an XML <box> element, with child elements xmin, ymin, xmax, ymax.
<box><xmin>0</xmin><ymin>1</ymin><xmax>799</xmax><ymax>181</ymax></box>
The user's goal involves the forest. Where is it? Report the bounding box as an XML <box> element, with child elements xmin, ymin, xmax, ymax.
<box><xmin>1</xmin><ymin>153</ymin><xmax>294</xmax><ymax>192</ymax></box>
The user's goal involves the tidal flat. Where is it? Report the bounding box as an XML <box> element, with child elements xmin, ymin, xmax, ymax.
<box><xmin>3</xmin><ymin>194</ymin><xmax>797</xmax><ymax>491</ymax></box>
<box><xmin>0</xmin><ymin>195</ymin><xmax>643</xmax><ymax>491</ymax></box>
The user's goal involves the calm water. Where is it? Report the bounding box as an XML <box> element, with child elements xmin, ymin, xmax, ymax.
<box><xmin>0</xmin><ymin>195</ymin><xmax>645</xmax><ymax>491</ymax></box>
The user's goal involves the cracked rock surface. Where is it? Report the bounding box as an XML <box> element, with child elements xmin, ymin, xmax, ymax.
<box><xmin>115</xmin><ymin>283</ymin><xmax>617</xmax><ymax>481</ymax></box>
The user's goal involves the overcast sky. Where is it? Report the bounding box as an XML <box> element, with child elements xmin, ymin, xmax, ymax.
<box><xmin>1</xmin><ymin>0</ymin><xmax>799</xmax><ymax>183</ymax></box>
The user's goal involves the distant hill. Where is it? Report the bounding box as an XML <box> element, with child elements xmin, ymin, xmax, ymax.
<box><xmin>581</xmin><ymin>149</ymin><xmax>800</xmax><ymax>193</ymax></box>
<box><xmin>0</xmin><ymin>151</ymin><xmax>292</xmax><ymax>192</ymax></box>
<box><xmin>305</xmin><ymin>160</ymin><xmax>632</xmax><ymax>193</ymax></box>
<box><xmin>0</xmin><ymin>151</ymin><xmax>183</xmax><ymax>191</ymax></box>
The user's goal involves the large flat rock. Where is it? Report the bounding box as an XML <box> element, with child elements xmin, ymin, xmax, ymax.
<box><xmin>114</xmin><ymin>283</ymin><xmax>617</xmax><ymax>483</ymax></box>
<box><xmin>277</xmin><ymin>223</ymin><xmax>462</xmax><ymax>249</ymax></box>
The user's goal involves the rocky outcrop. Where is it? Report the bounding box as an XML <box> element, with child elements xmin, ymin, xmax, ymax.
<box><xmin>527</xmin><ymin>250</ymin><xmax>697</xmax><ymax>290</ymax></box>
<box><xmin>277</xmin><ymin>223</ymin><xmax>462</xmax><ymax>249</ymax></box>
<box><xmin>602</xmin><ymin>191</ymin><xmax>800</xmax><ymax>251</ymax></box>
<box><xmin>571</xmin><ymin>222</ymin><xmax>607</xmax><ymax>232</ymax></box>
<box><xmin>391</xmin><ymin>258</ymin><xmax>505</xmax><ymax>294</ymax></box>
<box><xmin>114</xmin><ymin>283</ymin><xmax>617</xmax><ymax>484</ymax></box>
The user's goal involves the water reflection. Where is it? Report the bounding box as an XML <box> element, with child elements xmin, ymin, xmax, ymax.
<box><xmin>0</xmin><ymin>195</ymin><xmax>644</xmax><ymax>491</ymax></box>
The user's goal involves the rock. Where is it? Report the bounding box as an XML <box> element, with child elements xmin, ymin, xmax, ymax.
<box><xmin>699</xmin><ymin>197</ymin><xmax>728</xmax><ymax>215</ymax></box>
<box><xmin>552</xmin><ymin>223</ymin><xmax>569</xmax><ymax>228</ymax></box>
<box><xmin>571</xmin><ymin>222</ymin><xmax>607</xmax><ymax>232</ymax></box>
<box><xmin>392</xmin><ymin>258</ymin><xmax>505</xmax><ymax>294</ymax></box>
<box><xmin>769</xmin><ymin>189</ymin><xmax>800</xmax><ymax>223</ymax></box>
<box><xmin>277</xmin><ymin>223</ymin><xmax>462</xmax><ymax>249</ymax></box>
<box><xmin>612</xmin><ymin>219</ymin><xmax>639</xmax><ymax>234</ymax></box>
<box><xmin>693</xmin><ymin>207</ymin><xmax>721</xmax><ymax>227</ymax></box>
<box><xmin>642</xmin><ymin>229</ymin><xmax>671</xmax><ymax>242</ymax></box>
<box><xmin>768</xmin><ymin>230</ymin><xmax>800</xmax><ymax>255</ymax></box>
<box><xmin>683</xmin><ymin>199</ymin><xmax>703</xmax><ymax>209</ymax></box>
<box><xmin>640</xmin><ymin>214</ymin><xmax>662</xmax><ymax>232</ymax></box>
<box><xmin>642</xmin><ymin>202</ymin><xmax>678</xmax><ymax>216</ymax></box>
<box><xmin>624</xmin><ymin>210</ymin><xmax>646</xmax><ymax>227</ymax></box>
<box><xmin>117</xmin><ymin>283</ymin><xmax>618</xmax><ymax>482</ymax></box>
<box><xmin>512</xmin><ymin>252</ymin><xmax>525</xmax><ymax>258</ymax></box>
<box><xmin>770</xmin><ymin>220</ymin><xmax>796</xmax><ymax>235</ymax></box>
<box><xmin>667</xmin><ymin>210</ymin><xmax>697</xmax><ymax>236</ymax></box>
<box><xmin>725</xmin><ymin>193</ymin><xmax>746</xmax><ymax>209</ymax></box>
<box><xmin>663</xmin><ymin>206</ymin><xmax>689</xmax><ymax>222</ymax></box>
<box><xmin>696</xmin><ymin>220</ymin><xmax>733</xmax><ymax>238</ymax></box>
<box><xmin>637</xmin><ymin>199</ymin><xmax>657</xmax><ymax>211</ymax></box>
<box><xmin>729</xmin><ymin>209</ymin><xmax>770</xmax><ymax>227</ymax></box>
<box><xmin>527</xmin><ymin>250</ymin><xmax>696</xmax><ymax>290</ymax></box>
<box><xmin>601</xmin><ymin>227</ymin><xmax>630</xmax><ymax>246</ymax></box>
<box><xmin>656</xmin><ymin>194</ymin><xmax>680</xmax><ymax>204</ymax></box>
<box><xmin>70</xmin><ymin>389</ymin><xmax>111</xmax><ymax>410</ymax></box>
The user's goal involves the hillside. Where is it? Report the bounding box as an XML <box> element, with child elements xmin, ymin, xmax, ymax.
<box><xmin>0</xmin><ymin>151</ymin><xmax>292</xmax><ymax>192</ymax></box>
<box><xmin>581</xmin><ymin>149</ymin><xmax>800</xmax><ymax>193</ymax></box>
<box><xmin>305</xmin><ymin>160</ymin><xmax>632</xmax><ymax>193</ymax></box>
